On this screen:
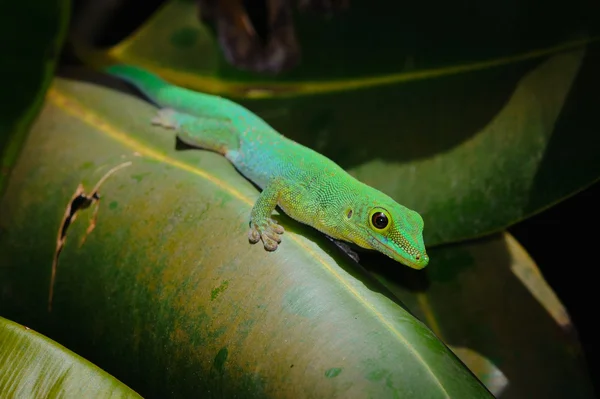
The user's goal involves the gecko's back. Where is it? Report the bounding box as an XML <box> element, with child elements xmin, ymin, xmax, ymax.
<box><xmin>106</xmin><ymin>64</ymin><xmax>350</xmax><ymax>190</ymax></box>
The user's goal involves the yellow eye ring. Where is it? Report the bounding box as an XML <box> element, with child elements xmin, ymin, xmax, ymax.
<box><xmin>369</xmin><ymin>208</ymin><xmax>392</xmax><ymax>233</ymax></box>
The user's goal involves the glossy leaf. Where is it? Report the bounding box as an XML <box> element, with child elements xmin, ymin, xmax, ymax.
<box><xmin>0</xmin><ymin>316</ymin><xmax>141</xmax><ymax>398</ymax></box>
<box><xmin>74</xmin><ymin>1</ymin><xmax>600</xmax><ymax>245</ymax></box>
<box><xmin>247</xmin><ymin>46</ymin><xmax>600</xmax><ymax>246</ymax></box>
<box><xmin>157</xmin><ymin>47</ymin><xmax>597</xmax><ymax>247</ymax></box>
<box><xmin>73</xmin><ymin>0</ymin><xmax>598</xmax><ymax>88</ymax></box>
<box><xmin>447</xmin><ymin>346</ymin><xmax>508</xmax><ymax>398</ymax></box>
<box><xmin>0</xmin><ymin>77</ymin><xmax>492</xmax><ymax>398</ymax></box>
<box><xmin>337</xmin><ymin>46</ymin><xmax>600</xmax><ymax>246</ymax></box>
<box><xmin>367</xmin><ymin>232</ymin><xmax>595</xmax><ymax>399</ymax></box>
<box><xmin>0</xmin><ymin>0</ymin><xmax>70</xmax><ymax>194</ymax></box>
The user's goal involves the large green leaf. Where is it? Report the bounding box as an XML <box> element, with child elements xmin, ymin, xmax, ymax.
<box><xmin>103</xmin><ymin>46</ymin><xmax>600</xmax><ymax>247</ymax></box>
<box><xmin>0</xmin><ymin>77</ymin><xmax>492</xmax><ymax>398</ymax></box>
<box><xmin>338</xmin><ymin>46</ymin><xmax>600</xmax><ymax>246</ymax></box>
<box><xmin>73</xmin><ymin>0</ymin><xmax>598</xmax><ymax>85</ymax></box>
<box><xmin>0</xmin><ymin>316</ymin><xmax>141</xmax><ymax>398</ymax></box>
<box><xmin>0</xmin><ymin>0</ymin><xmax>70</xmax><ymax>194</ymax></box>
<box><xmin>367</xmin><ymin>232</ymin><xmax>595</xmax><ymax>398</ymax></box>
<box><xmin>72</xmin><ymin>1</ymin><xmax>600</xmax><ymax>245</ymax></box>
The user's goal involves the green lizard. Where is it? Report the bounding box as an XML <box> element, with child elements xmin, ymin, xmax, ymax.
<box><xmin>105</xmin><ymin>64</ymin><xmax>429</xmax><ymax>269</ymax></box>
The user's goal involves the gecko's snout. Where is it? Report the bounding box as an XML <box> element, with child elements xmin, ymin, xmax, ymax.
<box><xmin>412</xmin><ymin>252</ymin><xmax>429</xmax><ymax>269</ymax></box>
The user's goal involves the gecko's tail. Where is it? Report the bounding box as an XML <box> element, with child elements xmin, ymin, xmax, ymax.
<box><xmin>104</xmin><ymin>64</ymin><xmax>229</xmax><ymax>117</ymax></box>
<box><xmin>105</xmin><ymin>64</ymin><xmax>171</xmax><ymax>104</ymax></box>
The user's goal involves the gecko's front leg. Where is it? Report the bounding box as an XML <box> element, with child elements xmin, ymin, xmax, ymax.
<box><xmin>248</xmin><ymin>180</ymin><xmax>285</xmax><ymax>251</ymax></box>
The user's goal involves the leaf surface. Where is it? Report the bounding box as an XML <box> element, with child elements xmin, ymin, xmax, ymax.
<box><xmin>0</xmin><ymin>0</ymin><xmax>70</xmax><ymax>193</ymax></box>
<box><xmin>369</xmin><ymin>232</ymin><xmax>595</xmax><ymax>399</ymax></box>
<box><xmin>0</xmin><ymin>316</ymin><xmax>141</xmax><ymax>398</ymax></box>
<box><xmin>0</xmin><ymin>77</ymin><xmax>492</xmax><ymax>398</ymax></box>
<box><xmin>75</xmin><ymin>1</ymin><xmax>600</xmax><ymax>244</ymax></box>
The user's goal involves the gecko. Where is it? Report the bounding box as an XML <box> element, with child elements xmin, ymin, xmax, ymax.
<box><xmin>105</xmin><ymin>64</ymin><xmax>429</xmax><ymax>269</ymax></box>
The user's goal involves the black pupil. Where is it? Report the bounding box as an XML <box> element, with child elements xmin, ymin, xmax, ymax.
<box><xmin>372</xmin><ymin>212</ymin><xmax>388</xmax><ymax>229</ymax></box>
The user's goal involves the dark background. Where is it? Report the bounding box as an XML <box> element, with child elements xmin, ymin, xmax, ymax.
<box><xmin>510</xmin><ymin>182</ymin><xmax>600</xmax><ymax>396</ymax></box>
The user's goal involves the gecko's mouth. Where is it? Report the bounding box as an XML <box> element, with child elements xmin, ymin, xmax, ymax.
<box><xmin>369</xmin><ymin>234</ymin><xmax>428</xmax><ymax>270</ymax></box>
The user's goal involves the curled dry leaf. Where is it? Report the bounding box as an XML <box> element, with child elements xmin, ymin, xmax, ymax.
<box><xmin>48</xmin><ymin>161</ymin><xmax>131</xmax><ymax>311</ymax></box>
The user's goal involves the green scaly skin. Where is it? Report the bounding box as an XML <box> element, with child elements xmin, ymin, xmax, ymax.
<box><xmin>105</xmin><ymin>64</ymin><xmax>429</xmax><ymax>269</ymax></box>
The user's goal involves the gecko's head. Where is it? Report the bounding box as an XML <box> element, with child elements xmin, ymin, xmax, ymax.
<box><xmin>344</xmin><ymin>198</ymin><xmax>429</xmax><ymax>269</ymax></box>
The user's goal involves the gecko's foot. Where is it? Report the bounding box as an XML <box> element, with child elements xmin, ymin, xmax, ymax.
<box><xmin>151</xmin><ymin>108</ymin><xmax>178</xmax><ymax>129</ymax></box>
<box><xmin>248</xmin><ymin>219</ymin><xmax>285</xmax><ymax>251</ymax></box>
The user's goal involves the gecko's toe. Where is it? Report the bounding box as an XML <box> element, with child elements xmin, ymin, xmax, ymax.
<box><xmin>151</xmin><ymin>108</ymin><xmax>178</xmax><ymax>129</ymax></box>
<box><xmin>266</xmin><ymin>220</ymin><xmax>284</xmax><ymax>242</ymax></box>
<box><xmin>248</xmin><ymin>220</ymin><xmax>284</xmax><ymax>251</ymax></box>
<box><xmin>261</xmin><ymin>224</ymin><xmax>283</xmax><ymax>250</ymax></box>
<box><xmin>248</xmin><ymin>226</ymin><xmax>261</xmax><ymax>244</ymax></box>
<box><xmin>271</xmin><ymin>222</ymin><xmax>285</xmax><ymax>235</ymax></box>
<box><xmin>262</xmin><ymin>235</ymin><xmax>279</xmax><ymax>251</ymax></box>
<box><xmin>263</xmin><ymin>229</ymin><xmax>282</xmax><ymax>244</ymax></box>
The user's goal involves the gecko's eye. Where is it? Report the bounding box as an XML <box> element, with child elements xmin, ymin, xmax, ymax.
<box><xmin>369</xmin><ymin>208</ymin><xmax>391</xmax><ymax>231</ymax></box>
<box><xmin>372</xmin><ymin>212</ymin><xmax>388</xmax><ymax>229</ymax></box>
